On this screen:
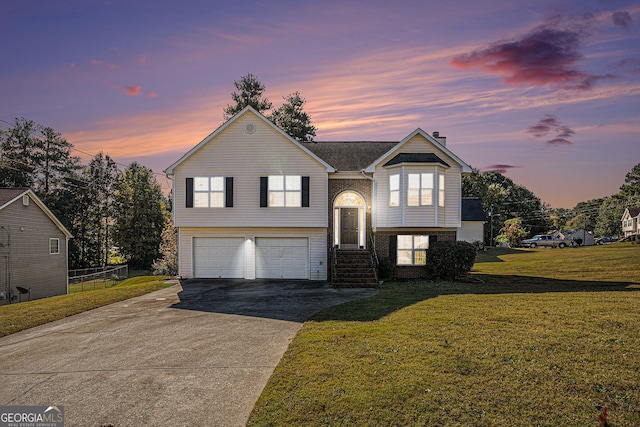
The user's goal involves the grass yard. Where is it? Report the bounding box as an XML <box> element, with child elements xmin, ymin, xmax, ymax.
<box><xmin>248</xmin><ymin>244</ymin><xmax>640</xmax><ymax>426</ymax></box>
<box><xmin>0</xmin><ymin>276</ymin><xmax>172</xmax><ymax>338</ymax></box>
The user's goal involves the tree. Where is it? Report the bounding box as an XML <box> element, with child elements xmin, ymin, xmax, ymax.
<box><xmin>463</xmin><ymin>169</ymin><xmax>550</xmax><ymax>243</ymax></box>
<box><xmin>223</xmin><ymin>73</ymin><xmax>272</xmax><ymax>120</ymax></box>
<box><xmin>0</xmin><ymin>118</ymin><xmax>39</xmax><ymax>188</ymax></box>
<box><xmin>0</xmin><ymin>118</ymin><xmax>81</xmax><ymax>197</ymax></box>
<box><xmin>113</xmin><ymin>162</ymin><xmax>166</xmax><ymax>270</ymax></box>
<box><xmin>269</xmin><ymin>92</ymin><xmax>316</xmax><ymax>142</ymax></box>
<box><xmin>496</xmin><ymin>218</ymin><xmax>528</xmax><ymax>247</ymax></box>
<box><xmin>152</xmin><ymin>213</ymin><xmax>178</xmax><ymax>276</ymax></box>
<box><xmin>620</xmin><ymin>163</ymin><xmax>640</xmax><ymax>196</ymax></box>
<box><xmin>68</xmin><ymin>153</ymin><xmax>120</xmax><ymax>268</ymax></box>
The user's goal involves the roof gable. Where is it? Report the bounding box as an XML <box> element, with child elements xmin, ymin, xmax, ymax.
<box><xmin>365</xmin><ymin>128</ymin><xmax>472</xmax><ymax>173</ymax></box>
<box><xmin>165</xmin><ymin>106</ymin><xmax>334</xmax><ymax>175</ymax></box>
<box><xmin>623</xmin><ymin>206</ymin><xmax>640</xmax><ymax>219</ymax></box>
<box><xmin>304</xmin><ymin>141</ymin><xmax>398</xmax><ymax>171</ymax></box>
<box><xmin>462</xmin><ymin>198</ymin><xmax>487</xmax><ymax>221</ymax></box>
<box><xmin>0</xmin><ymin>188</ymin><xmax>72</xmax><ymax>237</ymax></box>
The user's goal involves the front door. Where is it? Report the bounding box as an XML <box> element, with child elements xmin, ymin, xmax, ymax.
<box><xmin>340</xmin><ymin>208</ymin><xmax>359</xmax><ymax>248</ymax></box>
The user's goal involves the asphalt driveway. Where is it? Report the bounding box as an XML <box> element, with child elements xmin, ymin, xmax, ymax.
<box><xmin>0</xmin><ymin>279</ymin><xmax>377</xmax><ymax>426</ymax></box>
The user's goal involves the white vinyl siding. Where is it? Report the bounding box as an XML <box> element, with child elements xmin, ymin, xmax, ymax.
<box><xmin>172</xmin><ymin>110</ymin><xmax>328</xmax><ymax>228</ymax></box>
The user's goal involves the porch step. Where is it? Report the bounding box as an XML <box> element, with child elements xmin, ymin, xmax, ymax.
<box><xmin>332</xmin><ymin>250</ymin><xmax>379</xmax><ymax>288</ymax></box>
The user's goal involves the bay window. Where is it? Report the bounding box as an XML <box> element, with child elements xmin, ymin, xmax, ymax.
<box><xmin>407</xmin><ymin>173</ymin><xmax>433</xmax><ymax>206</ymax></box>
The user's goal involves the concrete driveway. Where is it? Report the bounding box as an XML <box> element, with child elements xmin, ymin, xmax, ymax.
<box><xmin>0</xmin><ymin>280</ymin><xmax>377</xmax><ymax>426</ymax></box>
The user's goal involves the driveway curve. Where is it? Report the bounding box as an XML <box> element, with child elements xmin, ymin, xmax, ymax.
<box><xmin>0</xmin><ymin>279</ymin><xmax>377</xmax><ymax>426</ymax></box>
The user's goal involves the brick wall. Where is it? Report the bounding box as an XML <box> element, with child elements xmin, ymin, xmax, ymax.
<box><xmin>374</xmin><ymin>229</ymin><xmax>456</xmax><ymax>280</ymax></box>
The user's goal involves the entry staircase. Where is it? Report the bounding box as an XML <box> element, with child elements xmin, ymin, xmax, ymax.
<box><xmin>332</xmin><ymin>249</ymin><xmax>379</xmax><ymax>288</ymax></box>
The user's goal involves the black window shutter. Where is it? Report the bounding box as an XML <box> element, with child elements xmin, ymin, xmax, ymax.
<box><xmin>302</xmin><ymin>176</ymin><xmax>310</xmax><ymax>207</ymax></box>
<box><xmin>225</xmin><ymin>177</ymin><xmax>233</xmax><ymax>207</ymax></box>
<box><xmin>429</xmin><ymin>235</ymin><xmax>438</xmax><ymax>247</ymax></box>
<box><xmin>260</xmin><ymin>177</ymin><xmax>268</xmax><ymax>207</ymax></box>
<box><xmin>186</xmin><ymin>178</ymin><xmax>194</xmax><ymax>208</ymax></box>
<box><xmin>389</xmin><ymin>235</ymin><xmax>397</xmax><ymax>264</ymax></box>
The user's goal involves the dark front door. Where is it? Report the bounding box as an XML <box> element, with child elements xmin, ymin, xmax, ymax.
<box><xmin>340</xmin><ymin>208</ymin><xmax>358</xmax><ymax>247</ymax></box>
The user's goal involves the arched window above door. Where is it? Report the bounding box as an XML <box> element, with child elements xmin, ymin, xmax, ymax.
<box><xmin>335</xmin><ymin>191</ymin><xmax>365</xmax><ymax>207</ymax></box>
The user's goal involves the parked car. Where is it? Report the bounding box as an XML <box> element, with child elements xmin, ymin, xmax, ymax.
<box><xmin>521</xmin><ymin>234</ymin><xmax>575</xmax><ymax>248</ymax></box>
<box><xmin>595</xmin><ymin>237</ymin><xmax>619</xmax><ymax>245</ymax></box>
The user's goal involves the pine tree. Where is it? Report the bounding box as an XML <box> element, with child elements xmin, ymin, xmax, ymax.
<box><xmin>269</xmin><ymin>92</ymin><xmax>316</xmax><ymax>142</ymax></box>
<box><xmin>223</xmin><ymin>73</ymin><xmax>272</xmax><ymax>120</ymax></box>
<box><xmin>113</xmin><ymin>162</ymin><xmax>166</xmax><ymax>270</ymax></box>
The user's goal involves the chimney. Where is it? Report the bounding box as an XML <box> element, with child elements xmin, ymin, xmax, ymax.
<box><xmin>433</xmin><ymin>131</ymin><xmax>446</xmax><ymax>146</ymax></box>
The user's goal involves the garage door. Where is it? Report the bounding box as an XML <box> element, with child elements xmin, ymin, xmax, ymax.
<box><xmin>193</xmin><ymin>237</ymin><xmax>245</xmax><ymax>278</ymax></box>
<box><xmin>255</xmin><ymin>238</ymin><xmax>309</xmax><ymax>279</ymax></box>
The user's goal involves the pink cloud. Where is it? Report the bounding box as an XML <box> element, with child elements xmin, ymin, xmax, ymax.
<box><xmin>481</xmin><ymin>164</ymin><xmax>520</xmax><ymax>174</ymax></box>
<box><xmin>451</xmin><ymin>26</ymin><xmax>610</xmax><ymax>90</ymax></box>
<box><xmin>612</xmin><ymin>11</ymin><xmax>633</xmax><ymax>29</ymax></box>
<box><xmin>123</xmin><ymin>85</ymin><xmax>141</xmax><ymax>96</ymax></box>
<box><xmin>91</xmin><ymin>59</ymin><xmax>118</xmax><ymax>69</ymax></box>
<box><xmin>527</xmin><ymin>114</ymin><xmax>575</xmax><ymax>145</ymax></box>
<box><xmin>139</xmin><ymin>55</ymin><xmax>148</xmax><ymax>65</ymax></box>
<box><xmin>148</xmin><ymin>91</ymin><xmax>158</xmax><ymax>98</ymax></box>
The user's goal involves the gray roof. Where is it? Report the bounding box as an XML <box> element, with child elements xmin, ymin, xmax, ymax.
<box><xmin>303</xmin><ymin>141</ymin><xmax>398</xmax><ymax>171</ymax></box>
<box><xmin>462</xmin><ymin>198</ymin><xmax>487</xmax><ymax>221</ymax></box>
<box><xmin>0</xmin><ymin>188</ymin><xmax>28</xmax><ymax>208</ymax></box>
<box><xmin>383</xmin><ymin>153</ymin><xmax>450</xmax><ymax>167</ymax></box>
<box><xmin>628</xmin><ymin>207</ymin><xmax>640</xmax><ymax>218</ymax></box>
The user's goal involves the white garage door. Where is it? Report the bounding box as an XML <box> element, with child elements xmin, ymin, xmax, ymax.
<box><xmin>193</xmin><ymin>237</ymin><xmax>245</xmax><ymax>278</ymax></box>
<box><xmin>256</xmin><ymin>238</ymin><xmax>309</xmax><ymax>279</ymax></box>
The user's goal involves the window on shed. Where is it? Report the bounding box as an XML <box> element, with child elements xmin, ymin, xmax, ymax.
<box><xmin>49</xmin><ymin>238</ymin><xmax>60</xmax><ymax>255</ymax></box>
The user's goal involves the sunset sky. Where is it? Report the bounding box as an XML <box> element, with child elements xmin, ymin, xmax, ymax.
<box><xmin>2</xmin><ymin>0</ymin><xmax>639</xmax><ymax>208</ymax></box>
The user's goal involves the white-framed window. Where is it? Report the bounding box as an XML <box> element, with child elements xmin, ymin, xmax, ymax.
<box><xmin>407</xmin><ymin>173</ymin><xmax>434</xmax><ymax>206</ymax></box>
<box><xmin>397</xmin><ymin>235</ymin><xmax>429</xmax><ymax>265</ymax></box>
<box><xmin>269</xmin><ymin>175</ymin><xmax>301</xmax><ymax>207</ymax></box>
<box><xmin>194</xmin><ymin>176</ymin><xmax>224</xmax><ymax>208</ymax></box>
<box><xmin>389</xmin><ymin>174</ymin><xmax>400</xmax><ymax>207</ymax></box>
<box><xmin>439</xmin><ymin>174</ymin><xmax>445</xmax><ymax>207</ymax></box>
<box><xmin>49</xmin><ymin>238</ymin><xmax>60</xmax><ymax>255</ymax></box>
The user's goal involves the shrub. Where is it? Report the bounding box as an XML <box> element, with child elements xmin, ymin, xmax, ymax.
<box><xmin>377</xmin><ymin>257</ymin><xmax>395</xmax><ymax>280</ymax></box>
<box><xmin>426</xmin><ymin>241</ymin><xmax>477</xmax><ymax>281</ymax></box>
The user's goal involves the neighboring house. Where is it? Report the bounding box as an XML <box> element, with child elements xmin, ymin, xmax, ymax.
<box><xmin>459</xmin><ymin>198</ymin><xmax>487</xmax><ymax>244</ymax></box>
<box><xmin>558</xmin><ymin>229</ymin><xmax>595</xmax><ymax>246</ymax></box>
<box><xmin>621</xmin><ymin>207</ymin><xmax>640</xmax><ymax>237</ymax></box>
<box><xmin>0</xmin><ymin>188</ymin><xmax>72</xmax><ymax>303</ymax></box>
<box><xmin>165</xmin><ymin>106</ymin><xmax>473</xmax><ymax>282</ymax></box>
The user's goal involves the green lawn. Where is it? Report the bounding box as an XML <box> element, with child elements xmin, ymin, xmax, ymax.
<box><xmin>248</xmin><ymin>243</ymin><xmax>640</xmax><ymax>427</ymax></box>
<box><xmin>0</xmin><ymin>276</ymin><xmax>172</xmax><ymax>338</ymax></box>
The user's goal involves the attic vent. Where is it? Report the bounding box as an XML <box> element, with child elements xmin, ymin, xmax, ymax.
<box><xmin>22</xmin><ymin>194</ymin><xmax>29</xmax><ymax>206</ymax></box>
<box><xmin>245</xmin><ymin>123</ymin><xmax>256</xmax><ymax>134</ymax></box>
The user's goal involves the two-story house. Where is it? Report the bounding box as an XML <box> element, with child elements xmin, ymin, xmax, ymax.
<box><xmin>621</xmin><ymin>206</ymin><xmax>640</xmax><ymax>237</ymax></box>
<box><xmin>165</xmin><ymin>106</ymin><xmax>473</xmax><ymax>282</ymax></box>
